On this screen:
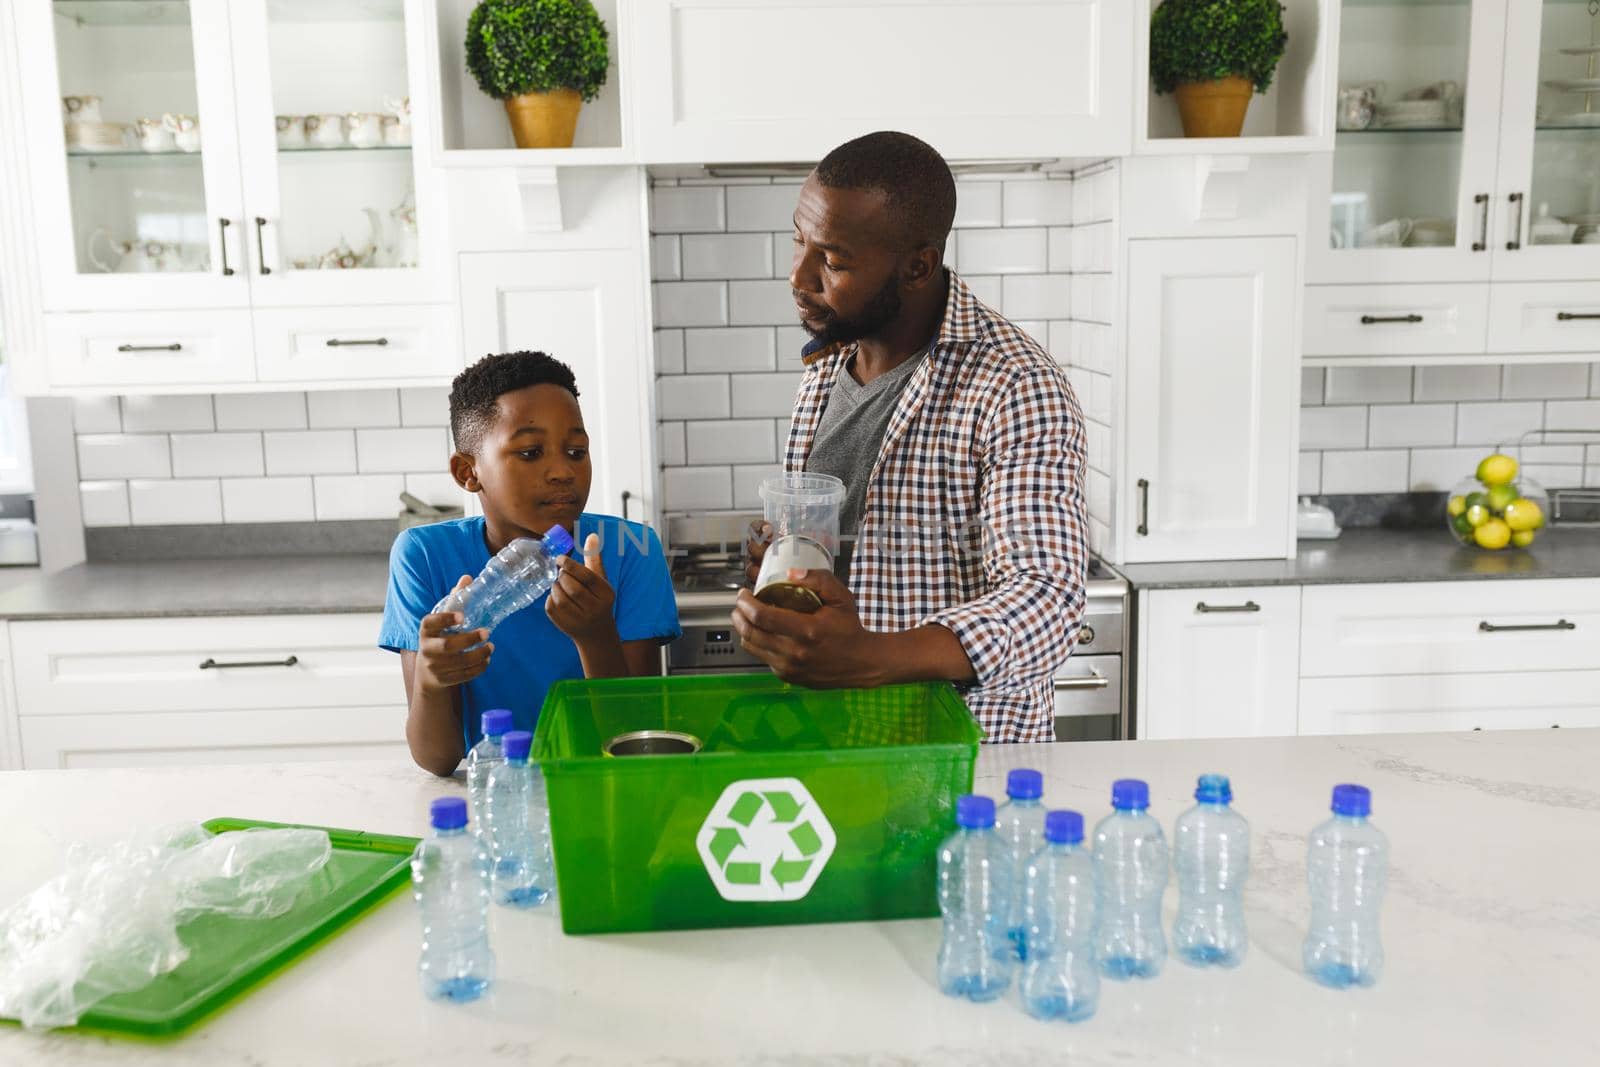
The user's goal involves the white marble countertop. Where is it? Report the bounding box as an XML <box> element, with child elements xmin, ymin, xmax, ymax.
<box><xmin>2</xmin><ymin>730</ymin><xmax>1598</xmax><ymax>1065</ymax></box>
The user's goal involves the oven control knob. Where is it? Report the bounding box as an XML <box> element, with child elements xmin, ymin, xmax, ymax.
<box><xmin>1078</xmin><ymin>624</ymin><xmax>1095</xmax><ymax>647</ymax></box>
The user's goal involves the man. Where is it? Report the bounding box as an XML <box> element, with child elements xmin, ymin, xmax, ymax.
<box><xmin>732</xmin><ymin>130</ymin><xmax>1088</xmax><ymax>744</ymax></box>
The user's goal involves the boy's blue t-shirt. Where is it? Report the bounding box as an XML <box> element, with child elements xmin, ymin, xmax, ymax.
<box><xmin>379</xmin><ymin>513</ymin><xmax>680</xmax><ymax>750</ymax></box>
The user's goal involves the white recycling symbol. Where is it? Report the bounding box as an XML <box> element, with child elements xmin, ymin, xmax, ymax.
<box><xmin>695</xmin><ymin>777</ymin><xmax>836</xmax><ymax>903</ymax></box>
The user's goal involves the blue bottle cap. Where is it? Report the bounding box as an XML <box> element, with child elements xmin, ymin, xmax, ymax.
<box><xmin>1043</xmin><ymin>810</ymin><xmax>1084</xmax><ymax>845</ymax></box>
<box><xmin>1006</xmin><ymin>768</ymin><xmax>1043</xmax><ymax>800</ymax></box>
<box><xmin>1111</xmin><ymin>778</ymin><xmax>1149</xmax><ymax>811</ymax></box>
<box><xmin>502</xmin><ymin>730</ymin><xmax>533</xmax><ymax>762</ymax></box>
<box><xmin>542</xmin><ymin>524</ymin><xmax>576</xmax><ymax>558</ymax></box>
<box><xmin>955</xmin><ymin>794</ymin><xmax>996</xmax><ymax>829</ymax></box>
<box><xmin>481</xmin><ymin>709</ymin><xmax>513</xmax><ymax>738</ymax></box>
<box><xmin>1331</xmin><ymin>783</ymin><xmax>1371</xmax><ymax>817</ymax></box>
<box><xmin>1195</xmin><ymin>774</ymin><xmax>1233</xmax><ymax>805</ymax></box>
<box><xmin>430</xmin><ymin>796</ymin><xmax>468</xmax><ymax>831</ymax></box>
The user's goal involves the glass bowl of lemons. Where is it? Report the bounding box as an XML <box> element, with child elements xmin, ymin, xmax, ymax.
<box><xmin>1446</xmin><ymin>453</ymin><xmax>1547</xmax><ymax>550</ymax></box>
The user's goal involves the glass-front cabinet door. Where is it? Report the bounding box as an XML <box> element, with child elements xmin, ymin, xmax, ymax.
<box><xmin>1310</xmin><ymin>0</ymin><xmax>1510</xmax><ymax>284</ymax></box>
<box><xmin>228</xmin><ymin>0</ymin><xmax>438</xmax><ymax>307</ymax></box>
<box><xmin>1493</xmin><ymin>0</ymin><xmax>1600</xmax><ymax>280</ymax></box>
<box><xmin>18</xmin><ymin>0</ymin><xmax>249</xmax><ymax>311</ymax></box>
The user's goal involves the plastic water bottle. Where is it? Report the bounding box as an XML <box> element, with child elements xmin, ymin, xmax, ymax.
<box><xmin>1020</xmin><ymin>810</ymin><xmax>1099</xmax><ymax>1023</ymax></box>
<box><xmin>485</xmin><ymin>730</ymin><xmax>554</xmax><ymax>908</ymax></box>
<box><xmin>1304</xmin><ymin>784</ymin><xmax>1388</xmax><ymax>989</ymax></box>
<box><xmin>466</xmin><ymin>708</ymin><xmax>513</xmax><ymax>842</ymax></box>
<box><xmin>997</xmin><ymin>768</ymin><xmax>1047</xmax><ymax>959</ymax></box>
<box><xmin>936</xmin><ymin>794</ymin><xmax>1013</xmax><ymax>1002</ymax></box>
<box><xmin>1092</xmin><ymin>778</ymin><xmax>1168</xmax><ymax>980</ymax></box>
<box><xmin>431</xmin><ymin>524</ymin><xmax>575</xmax><ymax>636</ymax></box>
<box><xmin>411</xmin><ymin>796</ymin><xmax>494</xmax><ymax>1002</ymax></box>
<box><xmin>1173</xmin><ymin>773</ymin><xmax>1250</xmax><ymax>968</ymax></box>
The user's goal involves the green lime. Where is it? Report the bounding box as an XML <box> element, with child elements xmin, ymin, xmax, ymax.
<box><xmin>1486</xmin><ymin>484</ymin><xmax>1517</xmax><ymax>513</ymax></box>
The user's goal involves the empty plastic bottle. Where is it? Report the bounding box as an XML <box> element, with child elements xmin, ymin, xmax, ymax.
<box><xmin>411</xmin><ymin>796</ymin><xmax>494</xmax><ymax>1002</ymax></box>
<box><xmin>936</xmin><ymin>794</ymin><xmax>1013</xmax><ymax>1002</ymax></box>
<box><xmin>466</xmin><ymin>708</ymin><xmax>513</xmax><ymax>842</ymax></box>
<box><xmin>431</xmin><ymin>524</ymin><xmax>576</xmax><ymax>636</ymax></box>
<box><xmin>1020</xmin><ymin>810</ymin><xmax>1099</xmax><ymax>1023</ymax></box>
<box><xmin>997</xmin><ymin>767</ymin><xmax>1047</xmax><ymax>959</ymax></box>
<box><xmin>485</xmin><ymin>730</ymin><xmax>554</xmax><ymax>908</ymax></box>
<box><xmin>1304</xmin><ymin>784</ymin><xmax>1388</xmax><ymax>989</ymax></box>
<box><xmin>1173</xmin><ymin>773</ymin><xmax>1250</xmax><ymax>968</ymax></box>
<box><xmin>1092</xmin><ymin>778</ymin><xmax>1168</xmax><ymax>980</ymax></box>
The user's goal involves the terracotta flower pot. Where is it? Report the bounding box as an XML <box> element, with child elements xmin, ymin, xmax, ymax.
<box><xmin>1173</xmin><ymin>75</ymin><xmax>1255</xmax><ymax>138</ymax></box>
<box><xmin>503</xmin><ymin>89</ymin><xmax>583</xmax><ymax>149</ymax></box>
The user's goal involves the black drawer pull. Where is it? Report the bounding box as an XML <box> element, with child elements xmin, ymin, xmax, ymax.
<box><xmin>117</xmin><ymin>343</ymin><xmax>182</xmax><ymax>352</ymax></box>
<box><xmin>325</xmin><ymin>337</ymin><xmax>389</xmax><ymax>347</ymax></box>
<box><xmin>199</xmin><ymin>655</ymin><xmax>300</xmax><ymax>670</ymax></box>
<box><xmin>1478</xmin><ymin>620</ymin><xmax>1575</xmax><ymax>633</ymax></box>
<box><xmin>1197</xmin><ymin>601</ymin><xmax>1261</xmax><ymax>614</ymax></box>
<box><xmin>1556</xmin><ymin>312</ymin><xmax>1600</xmax><ymax>321</ymax></box>
<box><xmin>1359</xmin><ymin>314</ymin><xmax>1423</xmax><ymax>325</ymax></box>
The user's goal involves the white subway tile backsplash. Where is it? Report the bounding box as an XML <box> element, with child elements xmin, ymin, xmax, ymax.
<box><xmin>1501</xmin><ymin>363</ymin><xmax>1590</xmax><ymax>400</ymax></box>
<box><xmin>221</xmin><ymin>477</ymin><xmax>314</xmax><ymax>523</ymax></box>
<box><xmin>1086</xmin><ymin>370</ymin><xmax>1112</xmax><ymax>424</ymax></box>
<box><xmin>726</xmin><ymin>184</ymin><xmax>797</xmax><ymax>232</ymax></box>
<box><xmin>655</xmin><ymin>329</ymin><xmax>686</xmax><ymax>375</ymax></box>
<box><xmin>728</xmin><ymin>280</ymin><xmax>795</xmax><ymax>326</ymax></box>
<box><xmin>658</xmin><ymin>422</ymin><xmax>686</xmax><ymax>467</ymax></box>
<box><xmin>1012</xmin><ymin>321</ymin><xmax>1048</xmax><ymax>349</ymax></box>
<box><xmin>1301</xmin><ymin>368</ymin><xmax>1325</xmax><ymax>406</ymax></box>
<box><xmin>1085</xmin><ymin>468</ymin><xmax>1111</xmax><ymax>520</ymax></box>
<box><xmin>1522</xmin><ymin>463</ymin><xmax>1585</xmax><ymax>488</ymax></box>
<box><xmin>957</xmin><ymin>228</ymin><xmax>1048</xmax><ymax>274</ymax></box>
<box><xmin>651</xmin><ymin>235</ymin><xmax>681</xmax><ymax>281</ymax></box>
<box><xmin>399</xmin><ymin>387</ymin><xmax>451</xmax><ymax>427</ymax></box>
<box><xmin>404</xmin><ymin>473</ymin><xmax>465</xmax><ymax>508</ymax></box>
<box><xmin>306</xmin><ymin>389</ymin><xmax>400</xmax><ymax>429</ymax></box>
<box><xmin>733</xmin><ymin>464</ymin><xmax>782</xmax><ymax>509</ymax></box>
<box><xmin>1003</xmin><ymin>179</ymin><xmax>1074</xmax><ymax>226</ymax></box>
<box><xmin>1300</xmin><ymin>406</ymin><xmax>1367</xmax><ymax>450</ymax></box>
<box><xmin>774</xmin><ymin>419</ymin><xmax>791</xmax><ymax>457</ymax></box>
<box><xmin>121</xmin><ymin>395</ymin><xmax>214</xmax><ymax>433</ymax></box>
<box><xmin>1001</xmin><ymin>274</ymin><xmax>1072</xmax><ymax>320</ymax></box>
<box><xmin>1048</xmin><ymin>227</ymin><xmax>1072</xmax><ymax>273</ymax></box>
<box><xmin>1406</xmin><ymin>447</ymin><xmax>1484</xmax><ymax>492</ymax></box>
<box><xmin>1048</xmin><ymin>321</ymin><xmax>1073</xmax><ymax>366</ymax></box>
<box><xmin>685</xmin><ymin>327</ymin><xmax>776</xmax><ymax>374</ymax></box>
<box><xmin>662</xmin><ymin>466</ymin><xmax>732</xmax><ymax>510</ymax></box>
<box><xmin>1368</xmin><ymin>403</ymin><xmax>1456</xmax><ymax>448</ymax></box>
<box><xmin>1326</xmin><ymin>367</ymin><xmax>1413</xmax><ymax>405</ymax></box>
<box><xmin>686</xmin><ymin>419</ymin><xmax>775</xmax><ymax>464</ymax></box>
<box><xmin>658</xmin><ymin>375</ymin><xmax>731</xmax><ymax>420</ymax></box>
<box><xmin>214</xmin><ymin>392</ymin><xmax>308</xmax><ymax>431</ymax></box>
<box><xmin>171</xmin><ymin>432</ymin><xmax>264</xmax><ymax>478</ymax></box>
<box><xmin>772</xmin><ymin>231</ymin><xmax>796</xmax><ymax>279</ymax></box>
<box><xmin>1073</xmin><ymin>222</ymin><xmax>1113</xmax><ymax>273</ymax></box>
<box><xmin>1546</xmin><ymin>398</ymin><xmax>1600</xmax><ymax>428</ymax></box>
<box><xmin>77</xmin><ymin>434</ymin><xmax>170</xmax><ymax>480</ymax></box>
<box><xmin>129</xmin><ymin>479</ymin><xmax>222</xmax><ymax>526</ymax></box>
<box><xmin>1592</xmin><ymin>364</ymin><xmax>1600</xmax><ymax>397</ymax></box>
<box><xmin>312</xmin><ymin>474</ymin><xmax>405</xmax><ymax>521</ymax></box>
<box><xmin>952</xmin><ymin>180</ymin><xmax>1004</xmax><ymax>228</ymax></box>
<box><xmin>963</xmin><ymin>274</ymin><xmax>1004</xmax><ymax>307</ymax></box>
<box><xmin>356</xmin><ymin>427</ymin><xmax>450</xmax><ymax>474</ymax></box>
<box><xmin>1091</xmin><ymin>170</ymin><xmax>1116</xmax><ymax>222</ymax></box>
<box><xmin>731</xmin><ymin>372</ymin><xmax>802</xmax><ymax>418</ymax></box>
<box><xmin>682</xmin><ymin>233</ymin><xmax>774</xmax><ymax>280</ymax></box>
<box><xmin>1298</xmin><ymin>452</ymin><xmax>1321</xmax><ymax>496</ymax></box>
<box><xmin>1454</xmin><ymin>401</ymin><xmax>1543</xmax><ymax>446</ymax></box>
<box><xmin>1085</xmin><ymin>418</ymin><xmax>1110</xmax><ymax>473</ymax></box>
<box><xmin>264</xmin><ymin>430</ymin><xmax>359</xmax><ymax>476</ymax></box>
<box><xmin>651</xmin><ymin>186</ymin><xmax>726</xmax><ymax>233</ymax></box>
<box><xmin>79</xmin><ymin>481</ymin><xmax>129</xmax><ymax>527</ymax></box>
<box><xmin>1321</xmin><ymin>450</ymin><xmax>1408</xmax><ymax>493</ymax></box>
<box><xmin>1072</xmin><ymin>175</ymin><xmax>1093</xmax><ymax>225</ymax></box>
<box><xmin>654</xmin><ymin>281</ymin><xmax>729</xmax><ymax>328</ymax></box>
<box><xmin>72</xmin><ymin>397</ymin><xmax>120</xmax><ymax>434</ymax></box>
<box><xmin>1414</xmin><ymin>365</ymin><xmax>1500</xmax><ymax>402</ymax></box>
<box><xmin>776</xmin><ymin>326</ymin><xmax>811</xmax><ymax>364</ymax></box>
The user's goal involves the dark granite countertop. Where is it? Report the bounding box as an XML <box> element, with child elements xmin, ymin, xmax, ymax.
<box><xmin>0</xmin><ymin>555</ymin><xmax>391</xmax><ymax>620</ymax></box>
<box><xmin>1116</xmin><ymin>526</ymin><xmax>1600</xmax><ymax>590</ymax></box>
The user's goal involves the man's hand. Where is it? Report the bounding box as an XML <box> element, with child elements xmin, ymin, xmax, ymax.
<box><xmin>546</xmin><ymin>533</ymin><xmax>617</xmax><ymax>643</ymax></box>
<box><xmin>414</xmin><ymin>575</ymin><xmax>492</xmax><ymax>692</ymax></box>
<box><xmin>742</xmin><ymin>519</ymin><xmax>772</xmax><ymax>586</ymax></box>
<box><xmin>731</xmin><ymin>567</ymin><xmax>884</xmax><ymax>688</ymax></box>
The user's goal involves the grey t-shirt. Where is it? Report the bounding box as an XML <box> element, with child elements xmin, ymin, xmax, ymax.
<box><xmin>805</xmin><ymin>346</ymin><xmax>930</xmax><ymax>582</ymax></box>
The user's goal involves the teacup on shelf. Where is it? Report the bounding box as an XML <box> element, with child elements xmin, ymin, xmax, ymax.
<box><xmin>381</xmin><ymin>114</ymin><xmax>412</xmax><ymax>146</ymax></box>
<box><xmin>1359</xmin><ymin>218</ymin><xmax>1414</xmax><ymax>248</ymax></box>
<box><xmin>304</xmin><ymin>113</ymin><xmax>345</xmax><ymax>148</ymax></box>
<box><xmin>62</xmin><ymin>94</ymin><xmax>102</xmax><ymax>123</ymax></box>
<box><xmin>134</xmin><ymin>117</ymin><xmax>175</xmax><ymax>153</ymax></box>
<box><xmin>346</xmin><ymin>112</ymin><xmax>384</xmax><ymax>148</ymax></box>
<box><xmin>275</xmin><ymin>115</ymin><xmax>306</xmax><ymax>149</ymax></box>
<box><xmin>163</xmin><ymin>113</ymin><xmax>200</xmax><ymax>153</ymax></box>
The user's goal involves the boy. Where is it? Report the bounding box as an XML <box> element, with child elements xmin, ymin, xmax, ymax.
<box><xmin>380</xmin><ymin>351</ymin><xmax>680</xmax><ymax>776</ymax></box>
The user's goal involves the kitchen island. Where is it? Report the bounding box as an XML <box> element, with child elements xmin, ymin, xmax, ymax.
<box><xmin>2</xmin><ymin>729</ymin><xmax>1597</xmax><ymax>1065</ymax></box>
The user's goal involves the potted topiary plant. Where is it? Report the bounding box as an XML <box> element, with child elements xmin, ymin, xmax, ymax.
<box><xmin>1150</xmin><ymin>0</ymin><xmax>1289</xmax><ymax>138</ymax></box>
<box><xmin>466</xmin><ymin>0</ymin><xmax>610</xmax><ymax>149</ymax></box>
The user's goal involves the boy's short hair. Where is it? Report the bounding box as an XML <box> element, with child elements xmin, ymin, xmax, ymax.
<box><xmin>450</xmin><ymin>351</ymin><xmax>580</xmax><ymax>454</ymax></box>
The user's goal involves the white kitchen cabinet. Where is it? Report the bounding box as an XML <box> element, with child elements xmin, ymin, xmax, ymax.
<box><xmin>1484</xmin><ymin>281</ymin><xmax>1600</xmax><ymax>353</ymax></box>
<box><xmin>1299</xmin><ymin>671</ymin><xmax>1600</xmax><ymax>735</ymax></box>
<box><xmin>0</xmin><ymin>621</ymin><xmax>17</xmax><ymax>772</ymax></box>
<box><xmin>459</xmin><ymin>245</ymin><xmax>656</xmax><ymax>527</ymax></box>
<box><xmin>629</xmin><ymin>0</ymin><xmax>1132</xmax><ymax>163</ymax></box>
<box><xmin>1120</xmin><ymin>237</ymin><xmax>1297</xmax><ymax>563</ymax></box>
<box><xmin>1301</xmin><ymin>283</ymin><xmax>1492</xmax><ymax>359</ymax></box>
<box><xmin>1136</xmin><ymin>586</ymin><xmax>1301</xmax><ymax>740</ymax></box>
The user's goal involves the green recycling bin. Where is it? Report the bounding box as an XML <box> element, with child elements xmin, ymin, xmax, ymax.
<box><xmin>532</xmin><ymin>673</ymin><xmax>982</xmax><ymax>935</ymax></box>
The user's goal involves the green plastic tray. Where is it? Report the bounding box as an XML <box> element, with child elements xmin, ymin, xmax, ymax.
<box><xmin>1</xmin><ymin>818</ymin><xmax>418</xmax><ymax>1038</ymax></box>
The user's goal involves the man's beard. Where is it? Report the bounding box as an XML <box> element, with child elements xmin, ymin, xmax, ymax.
<box><xmin>797</xmin><ymin>274</ymin><xmax>902</xmax><ymax>347</ymax></box>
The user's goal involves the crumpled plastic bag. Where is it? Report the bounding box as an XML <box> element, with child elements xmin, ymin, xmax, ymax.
<box><xmin>0</xmin><ymin>823</ymin><xmax>331</xmax><ymax>1030</ymax></box>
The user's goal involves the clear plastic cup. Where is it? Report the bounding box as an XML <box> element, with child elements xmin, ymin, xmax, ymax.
<box><xmin>755</xmin><ymin>473</ymin><xmax>845</xmax><ymax>612</ymax></box>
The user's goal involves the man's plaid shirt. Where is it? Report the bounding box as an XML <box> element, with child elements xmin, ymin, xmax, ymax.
<box><xmin>786</xmin><ymin>270</ymin><xmax>1089</xmax><ymax>743</ymax></box>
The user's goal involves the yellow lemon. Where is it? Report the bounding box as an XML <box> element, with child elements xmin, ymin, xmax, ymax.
<box><xmin>1511</xmin><ymin>529</ymin><xmax>1536</xmax><ymax>548</ymax></box>
<box><xmin>1485</xmin><ymin>484</ymin><xmax>1518</xmax><ymax>513</ymax></box>
<box><xmin>1447</xmin><ymin>495</ymin><xmax>1467</xmax><ymax>517</ymax></box>
<box><xmin>1503</xmin><ymin>498</ymin><xmax>1544</xmax><ymax>532</ymax></box>
<box><xmin>1465</xmin><ymin>503</ymin><xmax>1490</xmax><ymax>528</ymax></box>
<box><xmin>1474</xmin><ymin>518</ymin><xmax>1512</xmax><ymax>550</ymax></box>
<box><xmin>1476</xmin><ymin>453</ymin><xmax>1518</xmax><ymax>487</ymax></box>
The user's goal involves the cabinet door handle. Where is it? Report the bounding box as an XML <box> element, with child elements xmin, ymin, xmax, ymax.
<box><xmin>199</xmin><ymin>654</ymin><xmax>300</xmax><ymax>670</ymax></box>
<box><xmin>1472</xmin><ymin>193</ymin><xmax>1488</xmax><ymax>252</ymax></box>
<box><xmin>1360</xmin><ymin>314</ymin><xmax>1424</xmax><ymax>325</ymax></box>
<box><xmin>1556</xmin><ymin>312</ymin><xmax>1600</xmax><ymax>321</ymax></box>
<box><xmin>1054</xmin><ymin>672</ymin><xmax>1110</xmax><ymax>692</ymax></box>
<box><xmin>1506</xmin><ymin>192</ymin><xmax>1524</xmax><ymax>251</ymax></box>
<box><xmin>325</xmin><ymin>337</ymin><xmax>389</xmax><ymax>347</ymax></box>
<box><xmin>116</xmin><ymin>343</ymin><xmax>182</xmax><ymax>352</ymax></box>
<box><xmin>218</xmin><ymin>217</ymin><xmax>234</xmax><ymax>276</ymax></box>
<box><xmin>1136</xmin><ymin>478</ymin><xmax>1149</xmax><ymax>536</ymax></box>
<box><xmin>254</xmin><ymin>216</ymin><xmax>272</xmax><ymax>275</ymax></box>
<box><xmin>1478</xmin><ymin>619</ymin><xmax>1575</xmax><ymax>633</ymax></box>
<box><xmin>1196</xmin><ymin>601</ymin><xmax>1261</xmax><ymax>614</ymax></box>
<box><xmin>620</xmin><ymin>489</ymin><xmax>633</xmax><ymax>521</ymax></box>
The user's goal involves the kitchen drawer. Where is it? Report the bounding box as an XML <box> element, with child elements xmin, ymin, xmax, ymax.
<box><xmin>1486</xmin><ymin>282</ymin><xmax>1600</xmax><ymax>353</ymax></box>
<box><xmin>1054</xmin><ymin>653</ymin><xmax>1121</xmax><ymax>721</ymax></box>
<box><xmin>1299</xmin><ymin>671</ymin><xmax>1600</xmax><ymax>736</ymax></box>
<box><xmin>42</xmin><ymin>309</ymin><xmax>255</xmax><ymax>388</ymax></box>
<box><xmin>1303</xmin><ymin>284</ymin><xmax>1489</xmax><ymax>358</ymax></box>
<box><xmin>1301</xmin><ymin>580</ymin><xmax>1600</xmax><ymax>678</ymax></box>
<box><xmin>253</xmin><ymin>304</ymin><xmax>458</xmax><ymax>383</ymax></box>
<box><xmin>9</xmin><ymin>614</ymin><xmax>403</xmax><ymax>717</ymax></box>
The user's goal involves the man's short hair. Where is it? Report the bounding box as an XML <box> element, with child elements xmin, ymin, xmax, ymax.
<box><xmin>814</xmin><ymin>131</ymin><xmax>957</xmax><ymax>252</ymax></box>
<box><xmin>449</xmin><ymin>350</ymin><xmax>579</xmax><ymax>454</ymax></box>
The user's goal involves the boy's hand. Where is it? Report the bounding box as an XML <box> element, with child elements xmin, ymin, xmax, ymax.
<box><xmin>546</xmin><ymin>533</ymin><xmax>617</xmax><ymax>644</ymax></box>
<box><xmin>415</xmin><ymin>575</ymin><xmax>492</xmax><ymax>692</ymax></box>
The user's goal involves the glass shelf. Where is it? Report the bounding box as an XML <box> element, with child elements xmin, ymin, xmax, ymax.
<box><xmin>54</xmin><ymin>0</ymin><xmax>191</xmax><ymax>29</ymax></box>
<box><xmin>1337</xmin><ymin>127</ymin><xmax>1466</xmax><ymax>136</ymax></box>
<box><xmin>67</xmin><ymin>149</ymin><xmax>202</xmax><ymax>160</ymax></box>
<box><xmin>277</xmin><ymin>144</ymin><xmax>412</xmax><ymax>155</ymax></box>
